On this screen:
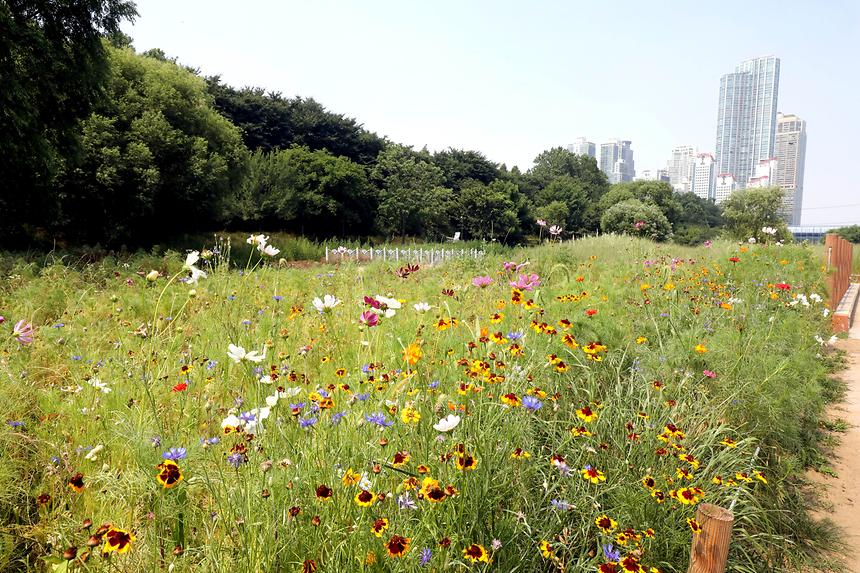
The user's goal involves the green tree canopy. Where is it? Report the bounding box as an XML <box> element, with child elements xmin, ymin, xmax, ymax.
<box><xmin>720</xmin><ymin>187</ymin><xmax>791</xmax><ymax>242</ymax></box>
<box><xmin>225</xmin><ymin>146</ymin><xmax>375</xmax><ymax>236</ymax></box>
<box><xmin>54</xmin><ymin>45</ymin><xmax>247</xmax><ymax>245</ymax></box>
<box><xmin>431</xmin><ymin>148</ymin><xmax>500</xmax><ymax>191</ymax></box>
<box><xmin>600</xmin><ymin>181</ymin><xmax>682</xmax><ymax>226</ymax></box>
<box><xmin>600</xmin><ymin>199</ymin><xmax>673</xmax><ymax>242</ymax></box>
<box><xmin>0</xmin><ymin>0</ymin><xmax>138</xmax><ymax>244</ymax></box>
<box><xmin>833</xmin><ymin>225</ymin><xmax>860</xmax><ymax>243</ymax></box>
<box><xmin>207</xmin><ymin>79</ymin><xmax>385</xmax><ymax>165</ymax></box>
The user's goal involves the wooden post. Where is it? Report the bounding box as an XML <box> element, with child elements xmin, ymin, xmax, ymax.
<box><xmin>687</xmin><ymin>504</ymin><xmax>733</xmax><ymax>573</ymax></box>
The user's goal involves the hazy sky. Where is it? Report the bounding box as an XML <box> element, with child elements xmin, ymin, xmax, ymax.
<box><xmin>123</xmin><ymin>0</ymin><xmax>860</xmax><ymax>226</ymax></box>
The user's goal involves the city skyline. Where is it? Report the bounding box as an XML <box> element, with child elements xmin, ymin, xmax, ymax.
<box><xmin>122</xmin><ymin>0</ymin><xmax>860</xmax><ymax>226</ymax></box>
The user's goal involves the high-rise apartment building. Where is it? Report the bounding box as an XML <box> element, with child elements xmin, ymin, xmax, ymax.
<box><xmin>567</xmin><ymin>137</ymin><xmax>596</xmax><ymax>159</ymax></box>
<box><xmin>690</xmin><ymin>153</ymin><xmax>716</xmax><ymax>200</ymax></box>
<box><xmin>715</xmin><ymin>55</ymin><xmax>780</xmax><ymax>188</ymax></box>
<box><xmin>774</xmin><ymin>113</ymin><xmax>807</xmax><ymax>225</ymax></box>
<box><xmin>667</xmin><ymin>145</ymin><xmax>696</xmax><ymax>193</ymax></box>
<box><xmin>714</xmin><ymin>173</ymin><xmax>737</xmax><ymax>204</ymax></box>
<box><xmin>599</xmin><ymin>139</ymin><xmax>635</xmax><ymax>183</ymax></box>
<box><xmin>748</xmin><ymin>157</ymin><xmax>778</xmax><ymax>188</ymax></box>
<box><xmin>635</xmin><ymin>169</ymin><xmax>670</xmax><ymax>183</ymax></box>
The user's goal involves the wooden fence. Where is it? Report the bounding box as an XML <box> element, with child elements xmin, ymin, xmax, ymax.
<box><xmin>324</xmin><ymin>246</ymin><xmax>485</xmax><ymax>264</ymax></box>
<box><xmin>825</xmin><ymin>233</ymin><xmax>853</xmax><ymax>308</ymax></box>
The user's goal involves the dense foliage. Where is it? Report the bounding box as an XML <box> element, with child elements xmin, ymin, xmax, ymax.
<box><xmin>1</xmin><ymin>2</ymin><xmax>788</xmax><ymax>250</ymax></box>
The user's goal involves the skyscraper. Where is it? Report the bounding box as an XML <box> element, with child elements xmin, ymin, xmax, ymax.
<box><xmin>599</xmin><ymin>139</ymin><xmax>634</xmax><ymax>183</ymax></box>
<box><xmin>567</xmin><ymin>137</ymin><xmax>596</xmax><ymax>159</ymax></box>
<box><xmin>714</xmin><ymin>173</ymin><xmax>737</xmax><ymax>204</ymax></box>
<box><xmin>667</xmin><ymin>145</ymin><xmax>695</xmax><ymax>193</ymax></box>
<box><xmin>714</xmin><ymin>55</ymin><xmax>780</xmax><ymax>188</ymax></box>
<box><xmin>690</xmin><ymin>153</ymin><xmax>716</xmax><ymax>200</ymax></box>
<box><xmin>774</xmin><ymin>113</ymin><xmax>807</xmax><ymax>225</ymax></box>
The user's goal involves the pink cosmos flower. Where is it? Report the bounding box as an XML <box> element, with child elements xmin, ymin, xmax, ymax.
<box><xmin>703</xmin><ymin>370</ymin><xmax>716</xmax><ymax>379</ymax></box>
<box><xmin>471</xmin><ymin>276</ymin><xmax>493</xmax><ymax>288</ymax></box>
<box><xmin>536</xmin><ymin>219</ymin><xmax>547</xmax><ymax>227</ymax></box>
<box><xmin>509</xmin><ymin>273</ymin><xmax>541</xmax><ymax>291</ymax></box>
<box><xmin>502</xmin><ymin>261</ymin><xmax>528</xmax><ymax>273</ymax></box>
<box><xmin>359</xmin><ymin>310</ymin><xmax>379</xmax><ymax>327</ymax></box>
<box><xmin>13</xmin><ymin>319</ymin><xmax>34</xmax><ymax>345</ymax></box>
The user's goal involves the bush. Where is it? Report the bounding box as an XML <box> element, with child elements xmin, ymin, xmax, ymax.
<box><xmin>600</xmin><ymin>199</ymin><xmax>672</xmax><ymax>241</ymax></box>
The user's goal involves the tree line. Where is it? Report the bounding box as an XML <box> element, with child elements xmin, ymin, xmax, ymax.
<box><xmin>2</xmin><ymin>1</ymin><xmax>787</xmax><ymax>249</ymax></box>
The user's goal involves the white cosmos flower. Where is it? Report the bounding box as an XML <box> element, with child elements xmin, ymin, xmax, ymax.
<box><xmin>261</xmin><ymin>244</ymin><xmax>280</xmax><ymax>257</ymax></box>
<box><xmin>266</xmin><ymin>386</ymin><xmax>301</xmax><ymax>407</ymax></box>
<box><xmin>221</xmin><ymin>414</ymin><xmax>243</xmax><ymax>432</ymax></box>
<box><xmin>247</xmin><ymin>234</ymin><xmax>269</xmax><ymax>247</ymax></box>
<box><xmin>312</xmin><ymin>294</ymin><xmax>341</xmax><ymax>313</ymax></box>
<box><xmin>88</xmin><ymin>378</ymin><xmax>112</xmax><ymax>394</ymax></box>
<box><xmin>413</xmin><ymin>302</ymin><xmax>431</xmax><ymax>313</ymax></box>
<box><xmin>433</xmin><ymin>414</ymin><xmax>461</xmax><ymax>432</ymax></box>
<box><xmin>227</xmin><ymin>343</ymin><xmax>266</xmax><ymax>363</ymax></box>
<box><xmin>183</xmin><ymin>250</ymin><xmax>207</xmax><ymax>284</ymax></box>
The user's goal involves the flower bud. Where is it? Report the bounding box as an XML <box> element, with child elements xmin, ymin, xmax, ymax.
<box><xmin>146</xmin><ymin>270</ymin><xmax>159</xmax><ymax>282</ymax></box>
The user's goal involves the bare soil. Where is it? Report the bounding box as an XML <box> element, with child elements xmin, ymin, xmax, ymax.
<box><xmin>810</xmin><ymin>323</ymin><xmax>860</xmax><ymax>571</ymax></box>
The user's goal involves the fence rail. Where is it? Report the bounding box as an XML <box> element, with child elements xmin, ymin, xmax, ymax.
<box><xmin>324</xmin><ymin>246</ymin><xmax>485</xmax><ymax>264</ymax></box>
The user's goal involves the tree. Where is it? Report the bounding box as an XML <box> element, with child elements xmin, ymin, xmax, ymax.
<box><xmin>455</xmin><ymin>180</ymin><xmax>524</xmax><ymax>242</ymax></box>
<box><xmin>371</xmin><ymin>145</ymin><xmax>451</xmax><ymax>237</ymax></box>
<box><xmin>432</xmin><ymin>148</ymin><xmax>500</xmax><ymax>191</ymax></box>
<box><xmin>673</xmin><ymin>192</ymin><xmax>724</xmax><ymax>245</ymax></box>
<box><xmin>0</xmin><ymin>0</ymin><xmax>138</xmax><ymax>244</ymax></box>
<box><xmin>599</xmin><ymin>181</ymin><xmax>682</xmax><ymax>227</ymax></box>
<box><xmin>600</xmin><ymin>199</ymin><xmax>672</xmax><ymax>241</ymax></box>
<box><xmin>721</xmin><ymin>187</ymin><xmax>791</xmax><ymax>242</ymax></box>
<box><xmin>225</xmin><ymin>147</ymin><xmax>375</xmax><ymax>236</ymax></box>
<box><xmin>527</xmin><ymin>148</ymin><xmax>609</xmax><ymax>233</ymax></box>
<box><xmin>207</xmin><ymin>79</ymin><xmax>386</xmax><ymax>165</ymax></box>
<box><xmin>533</xmin><ymin>176</ymin><xmax>589</xmax><ymax>234</ymax></box>
<box><xmin>833</xmin><ymin>225</ymin><xmax>860</xmax><ymax>243</ymax></box>
<box><xmin>53</xmin><ymin>45</ymin><xmax>248</xmax><ymax>245</ymax></box>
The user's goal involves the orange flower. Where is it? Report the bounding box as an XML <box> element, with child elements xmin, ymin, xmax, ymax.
<box><xmin>385</xmin><ymin>535</ymin><xmax>411</xmax><ymax>558</ymax></box>
<box><xmin>403</xmin><ymin>343</ymin><xmax>422</xmax><ymax>365</ymax></box>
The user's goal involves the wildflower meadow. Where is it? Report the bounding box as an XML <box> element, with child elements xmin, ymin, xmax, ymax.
<box><xmin>0</xmin><ymin>235</ymin><xmax>842</xmax><ymax>572</ymax></box>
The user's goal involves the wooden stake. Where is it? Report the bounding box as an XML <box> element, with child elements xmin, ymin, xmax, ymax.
<box><xmin>687</xmin><ymin>504</ymin><xmax>733</xmax><ymax>573</ymax></box>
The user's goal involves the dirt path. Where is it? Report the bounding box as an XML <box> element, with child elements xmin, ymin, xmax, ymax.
<box><xmin>813</xmin><ymin>322</ymin><xmax>860</xmax><ymax>570</ymax></box>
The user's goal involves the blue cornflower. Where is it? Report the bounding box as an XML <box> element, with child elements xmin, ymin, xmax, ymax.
<box><xmin>419</xmin><ymin>547</ymin><xmax>432</xmax><ymax>566</ymax></box>
<box><xmin>602</xmin><ymin>544</ymin><xmax>621</xmax><ymax>561</ymax></box>
<box><xmin>299</xmin><ymin>416</ymin><xmax>318</xmax><ymax>428</ymax></box>
<box><xmin>226</xmin><ymin>452</ymin><xmax>245</xmax><ymax>469</ymax></box>
<box><xmin>355</xmin><ymin>392</ymin><xmax>371</xmax><ymax>401</ymax></box>
<box><xmin>551</xmin><ymin>499</ymin><xmax>572</xmax><ymax>511</ymax></box>
<box><xmin>239</xmin><ymin>411</ymin><xmax>256</xmax><ymax>424</ymax></box>
<box><xmin>200</xmin><ymin>436</ymin><xmax>220</xmax><ymax>447</ymax></box>
<box><xmin>71</xmin><ymin>355</ymin><xmax>82</xmax><ymax>361</ymax></box>
<box><xmin>331</xmin><ymin>411</ymin><xmax>347</xmax><ymax>425</ymax></box>
<box><xmin>273</xmin><ymin>295</ymin><xmax>283</xmax><ymax>302</ymax></box>
<box><xmin>206</xmin><ymin>360</ymin><xmax>218</xmax><ymax>370</ymax></box>
<box><xmin>522</xmin><ymin>395</ymin><xmax>543</xmax><ymax>411</ymax></box>
<box><xmin>428</xmin><ymin>380</ymin><xmax>439</xmax><ymax>389</ymax></box>
<box><xmin>397</xmin><ymin>492</ymin><xmax>417</xmax><ymax>510</ymax></box>
<box><xmin>507</xmin><ymin>331</ymin><xmax>524</xmax><ymax>340</ymax></box>
<box><xmin>227</xmin><ymin>295</ymin><xmax>236</xmax><ymax>301</ymax></box>
<box><xmin>52</xmin><ymin>323</ymin><xmax>65</xmax><ymax>328</ymax></box>
<box><xmin>290</xmin><ymin>402</ymin><xmax>305</xmax><ymax>412</ymax></box>
<box><xmin>364</xmin><ymin>412</ymin><xmax>394</xmax><ymax>428</ymax></box>
<box><xmin>162</xmin><ymin>447</ymin><xmax>187</xmax><ymax>461</ymax></box>
<box><xmin>242</xmin><ymin>319</ymin><xmax>252</xmax><ymax>326</ymax></box>
<box><xmin>6</xmin><ymin>420</ymin><xmax>24</xmax><ymax>428</ymax></box>
<box><xmin>361</xmin><ymin>364</ymin><xmax>371</xmax><ymax>373</ymax></box>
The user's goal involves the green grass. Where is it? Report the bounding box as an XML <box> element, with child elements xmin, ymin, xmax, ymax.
<box><xmin>0</xmin><ymin>236</ymin><xmax>844</xmax><ymax>572</ymax></box>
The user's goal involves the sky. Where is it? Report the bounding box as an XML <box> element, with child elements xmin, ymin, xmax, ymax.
<box><xmin>123</xmin><ymin>0</ymin><xmax>860</xmax><ymax>226</ymax></box>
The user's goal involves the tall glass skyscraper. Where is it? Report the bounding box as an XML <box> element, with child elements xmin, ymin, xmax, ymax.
<box><xmin>714</xmin><ymin>55</ymin><xmax>780</xmax><ymax>188</ymax></box>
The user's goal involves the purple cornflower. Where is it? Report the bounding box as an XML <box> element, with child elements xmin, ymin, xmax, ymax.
<box><xmin>273</xmin><ymin>295</ymin><xmax>283</xmax><ymax>302</ymax></box>
<box><xmin>239</xmin><ymin>411</ymin><xmax>256</xmax><ymax>424</ymax></box>
<box><xmin>331</xmin><ymin>411</ymin><xmax>347</xmax><ymax>425</ymax></box>
<box><xmin>299</xmin><ymin>416</ymin><xmax>318</xmax><ymax>428</ymax></box>
<box><xmin>551</xmin><ymin>499</ymin><xmax>572</xmax><ymax>511</ymax></box>
<box><xmin>6</xmin><ymin>420</ymin><xmax>24</xmax><ymax>428</ymax></box>
<box><xmin>226</xmin><ymin>453</ymin><xmax>245</xmax><ymax>469</ymax></box>
<box><xmin>507</xmin><ymin>331</ymin><xmax>524</xmax><ymax>340</ymax></box>
<box><xmin>397</xmin><ymin>492</ymin><xmax>417</xmax><ymax>510</ymax></box>
<box><xmin>355</xmin><ymin>392</ymin><xmax>370</xmax><ymax>401</ymax></box>
<box><xmin>602</xmin><ymin>544</ymin><xmax>621</xmax><ymax>561</ymax></box>
<box><xmin>201</xmin><ymin>437</ymin><xmax>220</xmax><ymax>447</ymax></box>
<box><xmin>522</xmin><ymin>395</ymin><xmax>542</xmax><ymax>411</ymax></box>
<box><xmin>162</xmin><ymin>447</ymin><xmax>187</xmax><ymax>461</ymax></box>
<box><xmin>428</xmin><ymin>380</ymin><xmax>439</xmax><ymax>389</ymax></box>
<box><xmin>419</xmin><ymin>547</ymin><xmax>432</xmax><ymax>566</ymax></box>
<box><xmin>364</xmin><ymin>412</ymin><xmax>394</xmax><ymax>428</ymax></box>
<box><xmin>206</xmin><ymin>360</ymin><xmax>218</xmax><ymax>370</ymax></box>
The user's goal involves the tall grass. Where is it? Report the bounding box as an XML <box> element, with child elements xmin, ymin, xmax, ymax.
<box><xmin>0</xmin><ymin>236</ymin><xmax>844</xmax><ymax>572</ymax></box>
